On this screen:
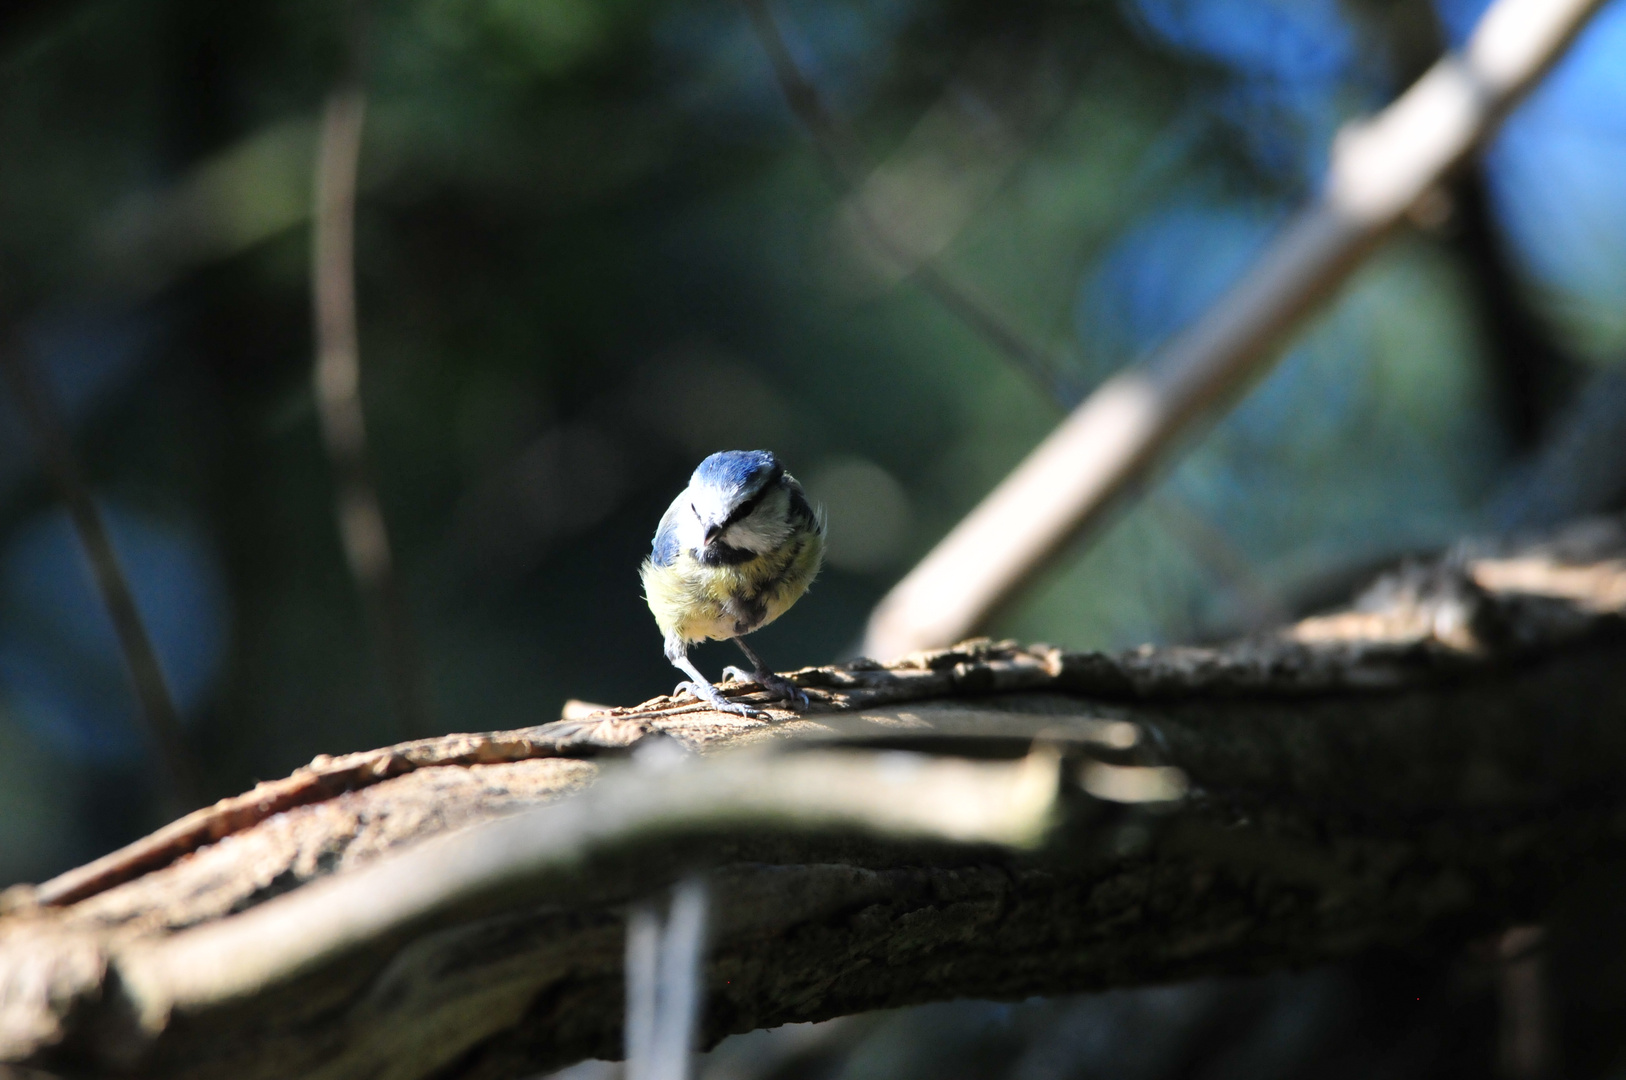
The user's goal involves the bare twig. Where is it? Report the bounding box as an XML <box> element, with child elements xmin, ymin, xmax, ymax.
<box><xmin>311</xmin><ymin>5</ymin><xmax>430</xmax><ymax>738</ymax></box>
<box><xmin>0</xmin><ymin>340</ymin><xmax>200</xmax><ymax>810</ymax></box>
<box><xmin>863</xmin><ymin>0</ymin><xmax>1609</xmax><ymax>658</ymax></box>
<box><xmin>740</xmin><ymin>0</ymin><xmax>1081</xmax><ymax>407</ymax></box>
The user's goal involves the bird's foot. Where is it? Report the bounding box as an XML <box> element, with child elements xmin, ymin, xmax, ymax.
<box><xmin>720</xmin><ymin>666</ymin><xmax>809</xmax><ymax>710</ymax></box>
<box><xmin>672</xmin><ymin>680</ymin><xmax>767</xmax><ymax>719</ymax></box>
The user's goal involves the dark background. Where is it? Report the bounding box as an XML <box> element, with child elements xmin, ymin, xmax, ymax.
<box><xmin>2</xmin><ymin>0</ymin><xmax>1625</xmax><ymax>1075</ymax></box>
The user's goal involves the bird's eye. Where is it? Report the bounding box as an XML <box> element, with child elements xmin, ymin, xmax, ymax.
<box><xmin>690</xmin><ymin>501</ymin><xmax>699</xmax><ymax>519</ymax></box>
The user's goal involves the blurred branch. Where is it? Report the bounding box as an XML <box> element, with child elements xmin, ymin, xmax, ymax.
<box><xmin>0</xmin><ymin>340</ymin><xmax>200</xmax><ymax>811</ymax></box>
<box><xmin>863</xmin><ymin>0</ymin><xmax>1608</xmax><ymax>659</ymax></box>
<box><xmin>1497</xmin><ymin>926</ymin><xmax>1553</xmax><ymax>1080</ymax></box>
<box><xmin>7</xmin><ymin>517</ymin><xmax>1626</xmax><ymax>1077</ymax></box>
<box><xmin>311</xmin><ymin>6</ymin><xmax>431</xmax><ymax>738</ymax></box>
<box><xmin>627</xmin><ymin>881</ymin><xmax>717</xmax><ymax>1080</ymax></box>
<box><xmin>740</xmin><ymin>0</ymin><xmax>1082</xmax><ymax>407</ymax></box>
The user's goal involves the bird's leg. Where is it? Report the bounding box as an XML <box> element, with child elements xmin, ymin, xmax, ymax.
<box><xmin>666</xmin><ymin>637</ymin><xmax>765</xmax><ymax>719</ymax></box>
<box><xmin>725</xmin><ymin>637</ymin><xmax>809</xmax><ymax>710</ymax></box>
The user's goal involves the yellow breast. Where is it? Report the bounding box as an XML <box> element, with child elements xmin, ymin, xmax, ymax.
<box><xmin>641</xmin><ymin>530</ymin><xmax>824</xmax><ymax>644</ymax></box>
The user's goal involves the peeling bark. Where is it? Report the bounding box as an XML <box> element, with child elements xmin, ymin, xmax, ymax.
<box><xmin>4</xmin><ymin>518</ymin><xmax>1626</xmax><ymax>1080</ymax></box>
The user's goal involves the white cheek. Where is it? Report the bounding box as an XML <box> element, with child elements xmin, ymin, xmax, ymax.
<box><xmin>725</xmin><ymin>496</ymin><xmax>792</xmax><ymax>553</ymax></box>
<box><xmin>725</xmin><ymin>523</ymin><xmax>768</xmax><ymax>553</ymax></box>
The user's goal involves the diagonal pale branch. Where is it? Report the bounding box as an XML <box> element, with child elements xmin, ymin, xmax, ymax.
<box><xmin>863</xmin><ymin>0</ymin><xmax>1609</xmax><ymax>659</ymax></box>
<box><xmin>4</xmin><ymin>516</ymin><xmax>1626</xmax><ymax>1079</ymax></box>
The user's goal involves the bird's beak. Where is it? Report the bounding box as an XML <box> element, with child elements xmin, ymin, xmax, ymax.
<box><xmin>702</xmin><ymin>523</ymin><xmax>722</xmax><ymax>548</ymax></box>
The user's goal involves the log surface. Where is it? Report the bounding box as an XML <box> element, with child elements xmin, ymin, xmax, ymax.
<box><xmin>4</xmin><ymin>518</ymin><xmax>1626</xmax><ymax>1079</ymax></box>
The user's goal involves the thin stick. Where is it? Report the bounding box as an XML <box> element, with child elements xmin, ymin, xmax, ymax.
<box><xmin>311</xmin><ymin>7</ymin><xmax>430</xmax><ymax>738</ymax></box>
<box><xmin>653</xmin><ymin>879</ymin><xmax>708</xmax><ymax>1080</ymax></box>
<box><xmin>740</xmin><ymin>0</ymin><xmax>1080</xmax><ymax>407</ymax></box>
<box><xmin>1497</xmin><ymin>925</ymin><xmax>1552</xmax><ymax>1079</ymax></box>
<box><xmin>624</xmin><ymin>904</ymin><xmax>660</xmax><ymax>1076</ymax></box>
<box><xmin>0</xmin><ymin>342</ymin><xmax>201</xmax><ymax>810</ymax></box>
<box><xmin>862</xmin><ymin>0</ymin><xmax>1609</xmax><ymax>659</ymax></box>
<box><xmin>626</xmin><ymin>878</ymin><xmax>709</xmax><ymax>1080</ymax></box>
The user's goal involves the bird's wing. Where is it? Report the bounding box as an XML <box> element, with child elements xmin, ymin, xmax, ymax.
<box><xmin>649</xmin><ymin>491</ymin><xmax>687</xmax><ymax>567</ymax></box>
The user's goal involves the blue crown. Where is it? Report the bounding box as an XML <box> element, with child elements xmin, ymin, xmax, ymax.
<box><xmin>692</xmin><ymin>449</ymin><xmax>780</xmax><ymax>494</ymax></box>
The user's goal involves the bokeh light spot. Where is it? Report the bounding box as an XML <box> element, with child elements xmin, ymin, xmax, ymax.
<box><xmin>803</xmin><ymin>456</ymin><xmax>913</xmax><ymax>573</ymax></box>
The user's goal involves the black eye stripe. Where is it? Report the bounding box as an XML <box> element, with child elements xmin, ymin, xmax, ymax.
<box><xmin>717</xmin><ymin>464</ymin><xmax>784</xmax><ymax>533</ymax></box>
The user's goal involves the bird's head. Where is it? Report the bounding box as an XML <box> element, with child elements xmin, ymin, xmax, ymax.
<box><xmin>685</xmin><ymin>449</ymin><xmax>790</xmax><ymax>558</ymax></box>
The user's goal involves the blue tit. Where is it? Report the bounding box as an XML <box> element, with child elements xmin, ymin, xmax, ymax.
<box><xmin>641</xmin><ymin>449</ymin><xmax>826</xmax><ymax>717</ymax></box>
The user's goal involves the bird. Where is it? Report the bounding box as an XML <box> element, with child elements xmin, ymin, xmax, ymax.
<box><xmin>641</xmin><ymin>449</ymin><xmax>825</xmax><ymax>717</ymax></box>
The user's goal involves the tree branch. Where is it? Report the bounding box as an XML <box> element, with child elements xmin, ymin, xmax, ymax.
<box><xmin>3</xmin><ymin>516</ymin><xmax>1626</xmax><ymax>1078</ymax></box>
<box><xmin>862</xmin><ymin>0</ymin><xmax>1609</xmax><ymax>659</ymax></box>
<box><xmin>311</xmin><ymin>2</ymin><xmax>431</xmax><ymax>738</ymax></box>
<box><xmin>0</xmin><ymin>337</ymin><xmax>200</xmax><ymax>812</ymax></box>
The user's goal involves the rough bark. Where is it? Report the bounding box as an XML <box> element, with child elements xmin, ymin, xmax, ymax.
<box><xmin>4</xmin><ymin>517</ymin><xmax>1626</xmax><ymax>1080</ymax></box>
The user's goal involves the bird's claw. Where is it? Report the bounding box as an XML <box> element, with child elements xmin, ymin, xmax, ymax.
<box><xmin>725</xmin><ymin>669</ymin><xmax>809</xmax><ymax>710</ymax></box>
<box><xmin>769</xmin><ymin>678</ymin><xmax>811</xmax><ymax>710</ymax></box>
<box><xmin>672</xmin><ymin>680</ymin><xmax>767</xmax><ymax>719</ymax></box>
